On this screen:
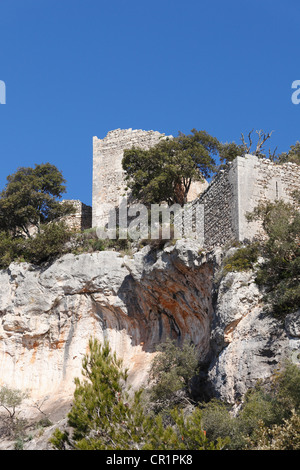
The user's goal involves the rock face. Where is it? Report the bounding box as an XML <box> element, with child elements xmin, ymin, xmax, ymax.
<box><xmin>207</xmin><ymin>269</ymin><xmax>299</xmax><ymax>403</ymax></box>
<box><xmin>0</xmin><ymin>240</ymin><xmax>298</xmax><ymax>421</ymax></box>
<box><xmin>0</xmin><ymin>241</ymin><xmax>213</xmax><ymax>409</ymax></box>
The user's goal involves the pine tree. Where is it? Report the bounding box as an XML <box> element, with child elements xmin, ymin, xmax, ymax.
<box><xmin>50</xmin><ymin>338</ymin><xmax>226</xmax><ymax>450</ymax></box>
<box><xmin>52</xmin><ymin>338</ymin><xmax>153</xmax><ymax>450</ymax></box>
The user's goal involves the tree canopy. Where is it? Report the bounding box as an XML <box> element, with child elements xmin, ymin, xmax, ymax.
<box><xmin>0</xmin><ymin>163</ymin><xmax>73</xmax><ymax>237</ymax></box>
<box><xmin>277</xmin><ymin>141</ymin><xmax>300</xmax><ymax>165</ymax></box>
<box><xmin>122</xmin><ymin>129</ymin><xmax>219</xmax><ymax>206</ymax></box>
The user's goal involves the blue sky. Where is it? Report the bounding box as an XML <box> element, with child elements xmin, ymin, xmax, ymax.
<box><xmin>0</xmin><ymin>0</ymin><xmax>299</xmax><ymax>206</ymax></box>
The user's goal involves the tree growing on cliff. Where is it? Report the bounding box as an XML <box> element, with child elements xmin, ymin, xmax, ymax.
<box><xmin>277</xmin><ymin>141</ymin><xmax>300</xmax><ymax>165</ymax></box>
<box><xmin>247</xmin><ymin>198</ymin><xmax>300</xmax><ymax>317</ymax></box>
<box><xmin>0</xmin><ymin>163</ymin><xmax>73</xmax><ymax>237</ymax></box>
<box><xmin>0</xmin><ymin>386</ymin><xmax>28</xmax><ymax>439</ymax></box>
<box><xmin>50</xmin><ymin>338</ymin><xmax>225</xmax><ymax>450</ymax></box>
<box><xmin>148</xmin><ymin>338</ymin><xmax>199</xmax><ymax>413</ymax></box>
<box><xmin>122</xmin><ymin>129</ymin><xmax>218</xmax><ymax>206</ymax></box>
<box><xmin>51</xmin><ymin>338</ymin><xmax>154</xmax><ymax>450</ymax></box>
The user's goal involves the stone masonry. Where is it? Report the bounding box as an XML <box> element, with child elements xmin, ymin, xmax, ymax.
<box><xmin>92</xmin><ymin>129</ymin><xmax>300</xmax><ymax>247</ymax></box>
<box><xmin>61</xmin><ymin>200</ymin><xmax>92</xmax><ymax>231</ymax></box>
<box><xmin>194</xmin><ymin>154</ymin><xmax>300</xmax><ymax>247</ymax></box>
<box><xmin>92</xmin><ymin>128</ymin><xmax>208</xmax><ymax>229</ymax></box>
<box><xmin>92</xmin><ymin>129</ymin><xmax>169</xmax><ymax>229</ymax></box>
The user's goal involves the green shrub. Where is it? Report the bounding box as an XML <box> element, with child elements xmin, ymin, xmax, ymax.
<box><xmin>144</xmin><ymin>407</ymin><xmax>228</xmax><ymax>450</ymax></box>
<box><xmin>23</xmin><ymin>222</ymin><xmax>72</xmax><ymax>264</ymax></box>
<box><xmin>249</xmin><ymin>410</ymin><xmax>300</xmax><ymax>450</ymax></box>
<box><xmin>50</xmin><ymin>338</ymin><xmax>225</xmax><ymax>451</ymax></box>
<box><xmin>0</xmin><ymin>232</ymin><xmax>23</xmax><ymax>269</ymax></box>
<box><xmin>202</xmin><ymin>362</ymin><xmax>300</xmax><ymax>450</ymax></box>
<box><xmin>248</xmin><ymin>200</ymin><xmax>300</xmax><ymax>318</ymax></box>
<box><xmin>72</xmin><ymin>228</ymin><xmax>132</xmax><ymax>256</ymax></box>
<box><xmin>148</xmin><ymin>338</ymin><xmax>199</xmax><ymax>413</ymax></box>
<box><xmin>0</xmin><ymin>222</ymin><xmax>73</xmax><ymax>269</ymax></box>
<box><xmin>222</xmin><ymin>243</ymin><xmax>260</xmax><ymax>274</ymax></box>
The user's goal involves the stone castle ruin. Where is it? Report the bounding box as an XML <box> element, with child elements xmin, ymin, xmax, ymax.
<box><xmin>92</xmin><ymin>128</ymin><xmax>208</xmax><ymax>230</ymax></box>
<box><xmin>192</xmin><ymin>153</ymin><xmax>300</xmax><ymax>247</ymax></box>
<box><xmin>72</xmin><ymin>128</ymin><xmax>300</xmax><ymax>247</ymax></box>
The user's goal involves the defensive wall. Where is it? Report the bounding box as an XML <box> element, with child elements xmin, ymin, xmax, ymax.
<box><xmin>89</xmin><ymin>129</ymin><xmax>300</xmax><ymax>247</ymax></box>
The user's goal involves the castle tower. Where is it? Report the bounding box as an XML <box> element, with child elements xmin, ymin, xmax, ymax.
<box><xmin>92</xmin><ymin>128</ymin><xmax>209</xmax><ymax>230</ymax></box>
<box><xmin>92</xmin><ymin>128</ymin><xmax>171</xmax><ymax>229</ymax></box>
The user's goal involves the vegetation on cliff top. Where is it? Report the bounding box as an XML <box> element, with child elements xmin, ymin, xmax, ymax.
<box><xmin>222</xmin><ymin>196</ymin><xmax>300</xmax><ymax>319</ymax></box>
<box><xmin>123</xmin><ymin>128</ymin><xmax>300</xmax><ymax>206</ymax></box>
<box><xmin>122</xmin><ymin>129</ymin><xmax>219</xmax><ymax>207</ymax></box>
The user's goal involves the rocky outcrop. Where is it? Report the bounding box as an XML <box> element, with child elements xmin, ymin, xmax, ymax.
<box><xmin>207</xmin><ymin>268</ymin><xmax>300</xmax><ymax>403</ymax></box>
<box><xmin>0</xmin><ymin>240</ymin><xmax>213</xmax><ymax>410</ymax></box>
<box><xmin>0</xmin><ymin>240</ymin><xmax>298</xmax><ymax>423</ymax></box>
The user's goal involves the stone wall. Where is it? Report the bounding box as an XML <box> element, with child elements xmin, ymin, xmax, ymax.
<box><xmin>234</xmin><ymin>155</ymin><xmax>300</xmax><ymax>242</ymax></box>
<box><xmin>92</xmin><ymin>128</ymin><xmax>209</xmax><ymax>229</ymax></box>
<box><xmin>92</xmin><ymin>128</ymin><xmax>300</xmax><ymax>247</ymax></box>
<box><xmin>92</xmin><ymin>128</ymin><xmax>170</xmax><ymax>228</ymax></box>
<box><xmin>61</xmin><ymin>200</ymin><xmax>92</xmax><ymax>231</ymax></box>
<box><xmin>194</xmin><ymin>165</ymin><xmax>237</xmax><ymax>248</ymax></box>
<box><xmin>194</xmin><ymin>154</ymin><xmax>300</xmax><ymax>247</ymax></box>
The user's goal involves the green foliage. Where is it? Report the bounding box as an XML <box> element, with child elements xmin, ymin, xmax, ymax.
<box><xmin>0</xmin><ymin>222</ymin><xmax>73</xmax><ymax>268</ymax></box>
<box><xmin>249</xmin><ymin>410</ymin><xmax>300</xmax><ymax>450</ymax></box>
<box><xmin>247</xmin><ymin>199</ymin><xmax>300</xmax><ymax>317</ymax></box>
<box><xmin>0</xmin><ymin>163</ymin><xmax>73</xmax><ymax>237</ymax></box>
<box><xmin>51</xmin><ymin>338</ymin><xmax>225</xmax><ymax>451</ymax></box>
<box><xmin>0</xmin><ymin>385</ymin><xmax>29</xmax><ymax>440</ymax></box>
<box><xmin>144</xmin><ymin>407</ymin><xmax>227</xmax><ymax>450</ymax></box>
<box><xmin>247</xmin><ymin>364</ymin><xmax>300</xmax><ymax>450</ymax></box>
<box><xmin>0</xmin><ymin>231</ymin><xmax>23</xmax><ymax>269</ymax></box>
<box><xmin>54</xmin><ymin>338</ymin><xmax>154</xmax><ymax>450</ymax></box>
<box><xmin>222</xmin><ymin>243</ymin><xmax>260</xmax><ymax>274</ymax></box>
<box><xmin>218</xmin><ymin>141</ymin><xmax>247</xmax><ymax>165</ymax></box>
<box><xmin>72</xmin><ymin>228</ymin><xmax>132</xmax><ymax>256</ymax></box>
<box><xmin>0</xmin><ymin>386</ymin><xmax>28</xmax><ymax>419</ymax></box>
<box><xmin>23</xmin><ymin>222</ymin><xmax>72</xmax><ymax>264</ymax></box>
<box><xmin>50</xmin><ymin>428</ymin><xmax>70</xmax><ymax>450</ymax></box>
<box><xmin>219</xmin><ymin>129</ymin><xmax>276</xmax><ymax>166</ymax></box>
<box><xmin>122</xmin><ymin>129</ymin><xmax>218</xmax><ymax>206</ymax></box>
<box><xmin>277</xmin><ymin>141</ymin><xmax>300</xmax><ymax>165</ymax></box>
<box><xmin>271</xmin><ymin>361</ymin><xmax>300</xmax><ymax>415</ymax></box>
<box><xmin>0</xmin><ymin>163</ymin><xmax>75</xmax><ymax>269</ymax></box>
<box><xmin>201</xmin><ymin>362</ymin><xmax>300</xmax><ymax>450</ymax></box>
<box><xmin>148</xmin><ymin>338</ymin><xmax>199</xmax><ymax>412</ymax></box>
<box><xmin>50</xmin><ymin>338</ymin><xmax>300</xmax><ymax>451</ymax></box>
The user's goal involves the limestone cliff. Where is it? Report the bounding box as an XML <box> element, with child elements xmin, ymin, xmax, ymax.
<box><xmin>0</xmin><ymin>240</ymin><xmax>299</xmax><ymax>428</ymax></box>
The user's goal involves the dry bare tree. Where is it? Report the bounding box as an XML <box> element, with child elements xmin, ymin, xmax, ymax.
<box><xmin>240</xmin><ymin>129</ymin><xmax>274</xmax><ymax>157</ymax></box>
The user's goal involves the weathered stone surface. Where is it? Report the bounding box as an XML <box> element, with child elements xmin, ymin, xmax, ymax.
<box><xmin>92</xmin><ymin>129</ymin><xmax>171</xmax><ymax>228</ymax></box>
<box><xmin>92</xmin><ymin>128</ymin><xmax>209</xmax><ymax>229</ymax></box>
<box><xmin>207</xmin><ymin>269</ymin><xmax>296</xmax><ymax>403</ymax></box>
<box><xmin>60</xmin><ymin>200</ymin><xmax>92</xmax><ymax>231</ymax></box>
<box><xmin>93</xmin><ymin>130</ymin><xmax>300</xmax><ymax>248</ymax></box>
<box><xmin>285</xmin><ymin>310</ymin><xmax>300</xmax><ymax>338</ymax></box>
<box><xmin>0</xmin><ymin>241</ymin><xmax>213</xmax><ymax>407</ymax></box>
<box><xmin>0</xmin><ymin>241</ymin><xmax>298</xmax><ymax>443</ymax></box>
<box><xmin>193</xmin><ymin>154</ymin><xmax>300</xmax><ymax>248</ymax></box>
